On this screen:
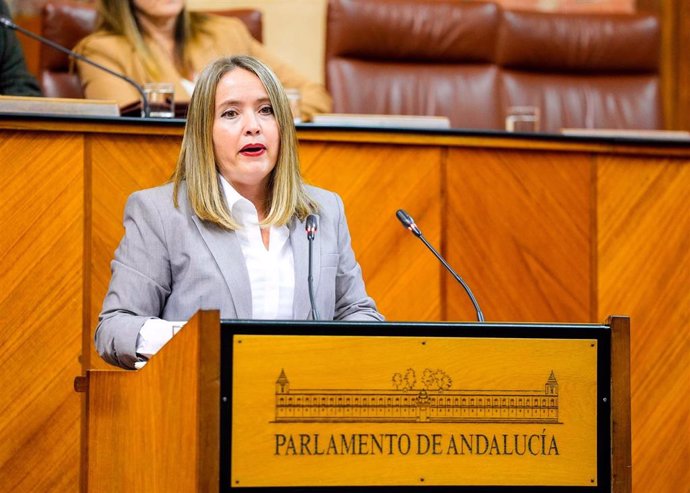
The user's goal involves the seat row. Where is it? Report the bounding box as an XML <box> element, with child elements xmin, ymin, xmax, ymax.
<box><xmin>325</xmin><ymin>0</ymin><xmax>662</xmax><ymax>131</ymax></box>
<box><xmin>38</xmin><ymin>0</ymin><xmax>661</xmax><ymax>131</ymax></box>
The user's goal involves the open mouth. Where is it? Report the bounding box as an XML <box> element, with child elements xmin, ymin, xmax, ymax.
<box><xmin>240</xmin><ymin>143</ymin><xmax>266</xmax><ymax>156</ymax></box>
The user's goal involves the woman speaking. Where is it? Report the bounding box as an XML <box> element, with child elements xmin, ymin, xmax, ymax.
<box><xmin>97</xmin><ymin>55</ymin><xmax>382</xmax><ymax>369</ymax></box>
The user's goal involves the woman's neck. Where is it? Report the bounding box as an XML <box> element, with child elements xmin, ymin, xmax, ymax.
<box><xmin>238</xmin><ymin>186</ymin><xmax>269</xmax><ymax>221</ymax></box>
<box><xmin>137</xmin><ymin>13</ymin><xmax>177</xmax><ymax>59</ymax></box>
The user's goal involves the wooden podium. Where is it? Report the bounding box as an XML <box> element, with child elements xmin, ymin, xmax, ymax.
<box><xmin>77</xmin><ymin>312</ymin><xmax>630</xmax><ymax>492</ymax></box>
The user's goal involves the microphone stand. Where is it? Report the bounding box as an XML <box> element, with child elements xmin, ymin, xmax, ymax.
<box><xmin>0</xmin><ymin>16</ymin><xmax>150</xmax><ymax>118</ymax></box>
<box><xmin>307</xmin><ymin>237</ymin><xmax>319</xmax><ymax>320</ymax></box>
<box><xmin>306</xmin><ymin>215</ymin><xmax>320</xmax><ymax>320</ymax></box>
<box><xmin>417</xmin><ymin>233</ymin><xmax>485</xmax><ymax>322</ymax></box>
<box><xmin>396</xmin><ymin>209</ymin><xmax>485</xmax><ymax>322</ymax></box>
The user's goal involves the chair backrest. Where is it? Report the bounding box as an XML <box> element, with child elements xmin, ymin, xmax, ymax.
<box><xmin>325</xmin><ymin>0</ymin><xmax>662</xmax><ymax>131</ymax></box>
<box><xmin>325</xmin><ymin>0</ymin><xmax>503</xmax><ymax>129</ymax></box>
<box><xmin>496</xmin><ymin>10</ymin><xmax>661</xmax><ymax>132</ymax></box>
<box><xmin>39</xmin><ymin>1</ymin><xmax>263</xmax><ymax>99</ymax></box>
<box><xmin>40</xmin><ymin>1</ymin><xmax>97</xmax><ymax>99</ymax></box>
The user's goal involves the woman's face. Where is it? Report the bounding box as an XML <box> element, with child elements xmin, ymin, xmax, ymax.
<box><xmin>132</xmin><ymin>0</ymin><xmax>185</xmax><ymax>21</ymax></box>
<box><xmin>212</xmin><ymin>68</ymin><xmax>280</xmax><ymax>199</ymax></box>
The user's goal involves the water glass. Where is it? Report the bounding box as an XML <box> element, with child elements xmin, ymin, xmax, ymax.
<box><xmin>143</xmin><ymin>82</ymin><xmax>175</xmax><ymax>118</ymax></box>
<box><xmin>505</xmin><ymin>106</ymin><xmax>540</xmax><ymax>132</ymax></box>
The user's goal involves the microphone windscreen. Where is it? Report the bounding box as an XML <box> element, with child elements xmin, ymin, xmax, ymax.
<box><xmin>396</xmin><ymin>209</ymin><xmax>414</xmax><ymax>228</ymax></box>
<box><xmin>306</xmin><ymin>214</ymin><xmax>318</xmax><ymax>239</ymax></box>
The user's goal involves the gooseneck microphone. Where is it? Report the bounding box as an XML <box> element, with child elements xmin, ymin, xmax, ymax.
<box><xmin>0</xmin><ymin>15</ymin><xmax>150</xmax><ymax>118</ymax></box>
<box><xmin>396</xmin><ymin>209</ymin><xmax>485</xmax><ymax>322</ymax></box>
<box><xmin>305</xmin><ymin>214</ymin><xmax>320</xmax><ymax>320</ymax></box>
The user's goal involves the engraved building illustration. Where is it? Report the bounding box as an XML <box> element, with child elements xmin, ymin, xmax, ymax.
<box><xmin>275</xmin><ymin>370</ymin><xmax>559</xmax><ymax>423</ymax></box>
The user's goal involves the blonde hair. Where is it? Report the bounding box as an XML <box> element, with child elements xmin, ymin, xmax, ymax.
<box><xmin>96</xmin><ymin>0</ymin><xmax>208</xmax><ymax>80</ymax></box>
<box><xmin>173</xmin><ymin>55</ymin><xmax>317</xmax><ymax>230</ymax></box>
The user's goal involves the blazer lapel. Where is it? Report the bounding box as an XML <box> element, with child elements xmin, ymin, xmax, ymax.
<box><xmin>191</xmin><ymin>215</ymin><xmax>253</xmax><ymax>319</ymax></box>
<box><xmin>290</xmin><ymin>216</ymin><xmax>321</xmax><ymax>320</ymax></box>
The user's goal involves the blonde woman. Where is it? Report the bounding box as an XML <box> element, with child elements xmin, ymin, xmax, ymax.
<box><xmin>96</xmin><ymin>56</ymin><xmax>382</xmax><ymax>369</ymax></box>
<box><xmin>75</xmin><ymin>0</ymin><xmax>331</xmax><ymax>120</ymax></box>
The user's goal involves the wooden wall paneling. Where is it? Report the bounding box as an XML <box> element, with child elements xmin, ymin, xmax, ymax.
<box><xmin>676</xmin><ymin>0</ymin><xmax>690</xmax><ymax>131</ymax></box>
<box><xmin>597</xmin><ymin>154</ymin><xmax>690</xmax><ymax>492</ymax></box>
<box><xmin>637</xmin><ymin>0</ymin><xmax>690</xmax><ymax>131</ymax></box>
<box><xmin>14</xmin><ymin>14</ymin><xmax>41</xmax><ymax>78</ymax></box>
<box><xmin>88</xmin><ymin>134</ymin><xmax>181</xmax><ymax>370</ymax></box>
<box><xmin>444</xmin><ymin>148</ymin><xmax>593</xmax><ymax>323</ymax></box>
<box><xmin>636</xmin><ymin>0</ymin><xmax>676</xmax><ymax>129</ymax></box>
<box><xmin>299</xmin><ymin>142</ymin><xmax>443</xmax><ymax>321</ymax></box>
<box><xmin>657</xmin><ymin>0</ymin><xmax>676</xmax><ymax>130</ymax></box>
<box><xmin>0</xmin><ymin>130</ymin><xmax>83</xmax><ymax>492</ymax></box>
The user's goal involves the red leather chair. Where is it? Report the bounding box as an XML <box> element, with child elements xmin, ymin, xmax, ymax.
<box><xmin>39</xmin><ymin>1</ymin><xmax>263</xmax><ymax>99</ymax></box>
<box><xmin>325</xmin><ymin>0</ymin><xmax>662</xmax><ymax>131</ymax></box>
<box><xmin>325</xmin><ymin>0</ymin><xmax>503</xmax><ymax>130</ymax></box>
<box><xmin>496</xmin><ymin>10</ymin><xmax>662</xmax><ymax>132</ymax></box>
<box><xmin>40</xmin><ymin>1</ymin><xmax>97</xmax><ymax>98</ymax></box>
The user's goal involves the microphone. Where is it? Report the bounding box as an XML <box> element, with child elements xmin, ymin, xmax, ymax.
<box><xmin>396</xmin><ymin>209</ymin><xmax>485</xmax><ymax>322</ymax></box>
<box><xmin>0</xmin><ymin>15</ymin><xmax>150</xmax><ymax>118</ymax></box>
<box><xmin>305</xmin><ymin>214</ymin><xmax>319</xmax><ymax>320</ymax></box>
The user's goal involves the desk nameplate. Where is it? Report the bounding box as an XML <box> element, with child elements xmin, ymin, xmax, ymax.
<box><xmin>221</xmin><ymin>323</ymin><xmax>609</xmax><ymax>491</ymax></box>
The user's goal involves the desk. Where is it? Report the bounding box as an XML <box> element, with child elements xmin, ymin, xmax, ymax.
<box><xmin>1</xmin><ymin>116</ymin><xmax>688</xmax><ymax>492</ymax></box>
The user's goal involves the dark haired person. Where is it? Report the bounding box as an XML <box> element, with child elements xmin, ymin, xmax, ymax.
<box><xmin>0</xmin><ymin>0</ymin><xmax>41</xmax><ymax>96</ymax></box>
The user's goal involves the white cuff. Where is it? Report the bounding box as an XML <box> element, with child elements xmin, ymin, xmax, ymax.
<box><xmin>134</xmin><ymin>319</ymin><xmax>186</xmax><ymax>369</ymax></box>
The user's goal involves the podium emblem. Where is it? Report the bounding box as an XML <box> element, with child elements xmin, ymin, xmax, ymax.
<box><xmin>274</xmin><ymin>369</ymin><xmax>560</xmax><ymax>424</ymax></box>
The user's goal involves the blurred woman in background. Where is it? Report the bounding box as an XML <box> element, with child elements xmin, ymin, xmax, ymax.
<box><xmin>75</xmin><ymin>0</ymin><xmax>331</xmax><ymax>120</ymax></box>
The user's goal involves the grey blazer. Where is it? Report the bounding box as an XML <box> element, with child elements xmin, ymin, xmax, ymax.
<box><xmin>96</xmin><ymin>182</ymin><xmax>383</xmax><ymax>369</ymax></box>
